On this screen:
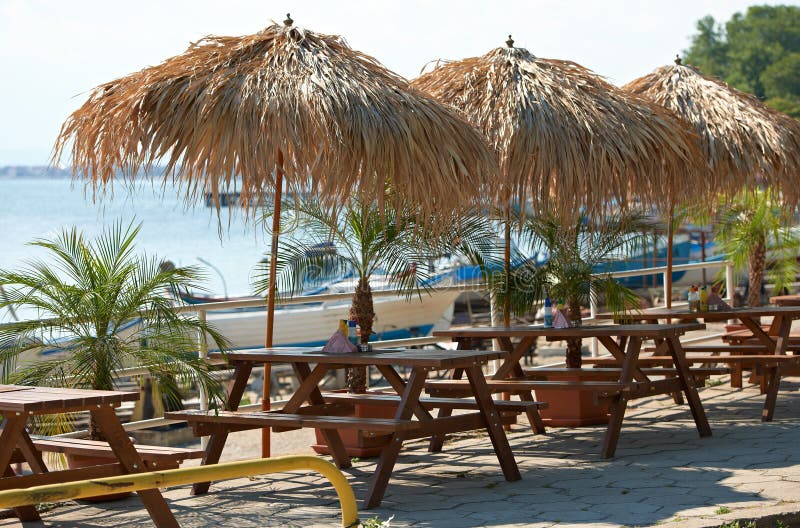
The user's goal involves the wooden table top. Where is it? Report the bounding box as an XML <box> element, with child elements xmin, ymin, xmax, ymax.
<box><xmin>597</xmin><ymin>305</ymin><xmax>800</xmax><ymax>321</ymax></box>
<box><xmin>0</xmin><ymin>385</ymin><xmax>139</xmax><ymax>414</ymax></box>
<box><xmin>433</xmin><ymin>323</ymin><xmax>705</xmax><ymax>339</ymax></box>
<box><xmin>212</xmin><ymin>347</ymin><xmax>507</xmax><ymax>368</ymax></box>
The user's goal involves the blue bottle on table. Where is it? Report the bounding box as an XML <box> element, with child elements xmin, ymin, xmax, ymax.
<box><xmin>543</xmin><ymin>297</ymin><xmax>553</xmax><ymax>328</ymax></box>
<box><xmin>347</xmin><ymin>319</ymin><xmax>358</xmax><ymax>345</ymax></box>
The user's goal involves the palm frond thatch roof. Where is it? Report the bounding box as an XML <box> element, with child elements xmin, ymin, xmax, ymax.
<box><xmin>624</xmin><ymin>60</ymin><xmax>800</xmax><ymax>201</ymax></box>
<box><xmin>412</xmin><ymin>44</ymin><xmax>706</xmax><ymax>217</ymax></box>
<box><xmin>54</xmin><ymin>19</ymin><xmax>498</xmax><ymax>219</ymax></box>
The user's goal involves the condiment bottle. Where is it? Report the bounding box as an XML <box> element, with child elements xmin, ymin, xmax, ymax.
<box><xmin>347</xmin><ymin>319</ymin><xmax>358</xmax><ymax>345</ymax></box>
<box><xmin>699</xmin><ymin>285</ymin><xmax>708</xmax><ymax>312</ymax></box>
<box><xmin>543</xmin><ymin>296</ymin><xmax>553</xmax><ymax>328</ymax></box>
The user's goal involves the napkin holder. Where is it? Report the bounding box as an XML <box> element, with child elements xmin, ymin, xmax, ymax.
<box><xmin>321</xmin><ymin>330</ymin><xmax>358</xmax><ymax>354</ymax></box>
<box><xmin>552</xmin><ymin>309</ymin><xmax>570</xmax><ymax>329</ymax></box>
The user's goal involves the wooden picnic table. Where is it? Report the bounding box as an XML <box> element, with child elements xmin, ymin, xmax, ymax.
<box><xmin>770</xmin><ymin>294</ymin><xmax>800</xmax><ymax>306</ymax></box>
<box><xmin>168</xmin><ymin>347</ymin><xmax>521</xmax><ymax>509</ymax></box>
<box><xmin>597</xmin><ymin>306</ymin><xmax>800</xmax><ymax>421</ymax></box>
<box><xmin>432</xmin><ymin>323</ymin><xmax>711</xmax><ymax>458</ymax></box>
<box><xmin>0</xmin><ymin>385</ymin><xmax>179</xmax><ymax>527</ymax></box>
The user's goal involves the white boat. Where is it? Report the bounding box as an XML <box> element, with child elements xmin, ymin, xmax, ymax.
<box><xmin>202</xmin><ymin>288</ymin><xmax>459</xmax><ymax>351</ymax></box>
<box><xmin>186</xmin><ymin>273</ymin><xmax>461</xmax><ymax>351</ymax></box>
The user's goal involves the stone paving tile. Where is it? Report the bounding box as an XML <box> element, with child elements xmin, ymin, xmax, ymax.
<box><xmin>4</xmin><ymin>376</ymin><xmax>800</xmax><ymax>527</ymax></box>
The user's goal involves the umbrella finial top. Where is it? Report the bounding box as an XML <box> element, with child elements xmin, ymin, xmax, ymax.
<box><xmin>284</xmin><ymin>13</ymin><xmax>293</xmax><ymax>26</ymax></box>
<box><xmin>674</xmin><ymin>54</ymin><xmax>682</xmax><ymax>66</ymax></box>
<box><xmin>506</xmin><ymin>35</ymin><xmax>515</xmax><ymax>48</ymax></box>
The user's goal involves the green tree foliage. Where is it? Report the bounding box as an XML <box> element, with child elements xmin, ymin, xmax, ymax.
<box><xmin>684</xmin><ymin>5</ymin><xmax>800</xmax><ymax>118</ymax></box>
<box><xmin>494</xmin><ymin>212</ymin><xmax>650</xmax><ymax>367</ymax></box>
<box><xmin>712</xmin><ymin>188</ymin><xmax>799</xmax><ymax>307</ymax></box>
<box><xmin>254</xmin><ymin>198</ymin><xmax>499</xmax><ymax>392</ymax></box>
<box><xmin>0</xmin><ymin>222</ymin><xmax>229</xmax><ymax>439</ymax></box>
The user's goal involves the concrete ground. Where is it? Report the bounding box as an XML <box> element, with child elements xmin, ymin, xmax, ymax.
<box><xmin>3</xmin><ymin>372</ymin><xmax>800</xmax><ymax>528</ymax></box>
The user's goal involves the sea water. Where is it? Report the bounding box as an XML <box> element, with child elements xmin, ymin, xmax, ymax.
<box><xmin>0</xmin><ymin>178</ymin><xmax>268</xmax><ymax>299</ymax></box>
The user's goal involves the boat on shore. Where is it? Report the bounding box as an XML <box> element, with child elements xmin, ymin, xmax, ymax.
<box><xmin>181</xmin><ymin>273</ymin><xmax>462</xmax><ymax>351</ymax></box>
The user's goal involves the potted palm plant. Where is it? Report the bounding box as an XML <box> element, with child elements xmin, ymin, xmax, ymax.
<box><xmin>0</xmin><ymin>222</ymin><xmax>229</xmax><ymax>483</ymax></box>
<box><xmin>711</xmin><ymin>187</ymin><xmax>799</xmax><ymax>308</ymax></box>
<box><xmin>255</xmin><ymin>197</ymin><xmax>498</xmax><ymax>455</ymax></box>
<box><xmin>494</xmin><ymin>212</ymin><xmax>649</xmax><ymax>425</ymax></box>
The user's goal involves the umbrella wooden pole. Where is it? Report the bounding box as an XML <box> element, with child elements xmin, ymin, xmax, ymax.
<box><xmin>503</xmin><ymin>207</ymin><xmax>511</xmax><ymax>327</ymax></box>
<box><xmin>262</xmin><ymin>152</ymin><xmax>285</xmax><ymax>458</ymax></box>
<box><xmin>665</xmin><ymin>198</ymin><xmax>675</xmax><ymax>309</ymax></box>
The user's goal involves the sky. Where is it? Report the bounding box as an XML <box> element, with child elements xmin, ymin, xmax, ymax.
<box><xmin>1</xmin><ymin>0</ymin><xmax>797</xmax><ymax>166</ymax></box>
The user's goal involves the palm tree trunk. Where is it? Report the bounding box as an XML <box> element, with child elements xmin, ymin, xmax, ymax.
<box><xmin>565</xmin><ymin>300</ymin><xmax>582</xmax><ymax>368</ymax></box>
<box><xmin>346</xmin><ymin>277</ymin><xmax>374</xmax><ymax>393</ymax></box>
<box><xmin>748</xmin><ymin>237</ymin><xmax>766</xmax><ymax>308</ymax></box>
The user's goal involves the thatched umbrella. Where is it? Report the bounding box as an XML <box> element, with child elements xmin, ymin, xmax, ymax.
<box><xmin>625</xmin><ymin>56</ymin><xmax>800</xmax><ymax>306</ymax></box>
<box><xmin>413</xmin><ymin>37</ymin><xmax>706</xmax><ymax>325</ymax></box>
<box><xmin>54</xmin><ymin>15</ymin><xmax>498</xmax><ymax>455</ymax></box>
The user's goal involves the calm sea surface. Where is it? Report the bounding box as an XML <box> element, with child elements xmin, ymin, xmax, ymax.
<box><xmin>0</xmin><ymin>178</ymin><xmax>267</xmax><ymax>298</ymax></box>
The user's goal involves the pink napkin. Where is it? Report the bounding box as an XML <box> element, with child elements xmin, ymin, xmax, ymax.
<box><xmin>321</xmin><ymin>330</ymin><xmax>357</xmax><ymax>354</ymax></box>
<box><xmin>552</xmin><ymin>309</ymin><xmax>570</xmax><ymax>329</ymax></box>
<box><xmin>706</xmin><ymin>291</ymin><xmax>731</xmax><ymax>310</ymax></box>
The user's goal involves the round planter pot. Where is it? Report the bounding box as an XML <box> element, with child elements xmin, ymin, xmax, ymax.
<box><xmin>534</xmin><ymin>371</ymin><xmax>611</xmax><ymax>427</ymax></box>
<box><xmin>312</xmin><ymin>390</ymin><xmax>396</xmax><ymax>458</ymax></box>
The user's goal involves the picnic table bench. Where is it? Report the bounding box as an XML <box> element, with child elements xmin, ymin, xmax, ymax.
<box><xmin>14</xmin><ymin>437</ymin><xmax>205</xmax><ymax>469</ymax></box>
<box><xmin>0</xmin><ymin>385</ymin><xmax>180</xmax><ymax>527</ymax></box>
<box><xmin>167</xmin><ymin>347</ymin><xmax>526</xmax><ymax>509</ymax></box>
<box><xmin>433</xmin><ymin>323</ymin><xmax>711</xmax><ymax>458</ymax></box>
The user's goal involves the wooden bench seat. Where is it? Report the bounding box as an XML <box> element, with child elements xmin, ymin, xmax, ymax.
<box><xmin>321</xmin><ymin>391</ymin><xmax>549</xmax><ymax>412</ymax></box>
<box><xmin>168</xmin><ymin>409</ymin><xmax>422</xmax><ymax>434</ymax></box>
<box><xmin>521</xmin><ymin>367</ymin><xmax>730</xmax><ymax>378</ymax></box>
<box><xmin>22</xmin><ymin>436</ymin><xmax>204</xmax><ymax>468</ymax></box>
<box><xmin>722</xmin><ymin>328</ymin><xmax>800</xmax><ymax>344</ymax></box>
<box><xmin>585</xmin><ymin>354</ymin><xmax>800</xmax><ymax>366</ymax></box>
<box><xmin>425</xmin><ymin>378</ymin><xmax>687</xmax><ymax>401</ymax></box>
<box><xmin>426</xmin><ymin>378</ymin><xmax>636</xmax><ymax>393</ymax></box>
<box><xmin>644</xmin><ymin>345</ymin><xmax>777</xmax><ymax>354</ymax></box>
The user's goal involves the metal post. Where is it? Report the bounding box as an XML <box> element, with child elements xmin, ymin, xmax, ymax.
<box><xmin>197</xmin><ymin>309</ymin><xmax>209</xmax><ymax>450</ymax></box>
<box><xmin>725</xmin><ymin>262</ymin><xmax>735</xmax><ymax>304</ymax></box>
<box><xmin>589</xmin><ymin>288</ymin><xmax>598</xmax><ymax>357</ymax></box>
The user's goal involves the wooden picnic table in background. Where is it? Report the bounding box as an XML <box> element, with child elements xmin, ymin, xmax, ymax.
<box><xmin>0</xmin><ymin>385</ymin><xmax>179</xmax><ymax>527</ymax></box>
<box><xmin>168</xmin><ymin>347</ymin><xmax>523</xmax><ymax>509</ymax></box>
<box><xmin>432</xmin><ymin>324</ymin><xmax>710</xmax><ymax>458</ymax></box>
<box><xmin>597</xmin><ymin>306</ymin><xmax>800</xmax><ymax>421</ymax></box>
<box><xmin>770</xmin><ymin>294</ymin><xmax>800</xmax><ymax>306</ymax></box>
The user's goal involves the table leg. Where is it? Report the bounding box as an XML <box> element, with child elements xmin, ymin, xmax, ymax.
<box><xmin>466</xmin><ymin>364</ymin><xmax>520</xmax><ymax>482</ymax></box>
<box><xmin>92</xmin><ymin>406</ymin><xmax>179</xmax><ymax>528</ymax></box>
<box><xmin>740</xmin><ymin>316</ymin><xmax>777</xmax><ymax>352</ymax></box>
<box><xmin>429</xmin><ymin>339</ymin><xmax>470</xmax><ymax>452</ymax></box>
<box><xmin>193</xmin><ymin>362</ymin><xmax>253</xmax><ymax>495</ymax></box>
<box><xmin>602</xmin><ymin>336</ymin><xmax>642</xmax><ymax>459</ymax></box>
<box><xmin>2</xmin><ymin>465</ymin><xmax>40</xmax><ymax>521</ymax></box>
<box><xmin>771</xmin><ymin>316</ymin><xmax>792</xmax><ymax>355</ymax></box>
<box><xmin>494</xmin><ymin>336</ymin><xmax>536</xmax><ymax>379</ymax></box>
<box><xmin>0</xmin><ymin>415</ymin><xmax>41</xmax><ymax>522</ymax></box>
<box><xmin>494</xmin><ymin>336</ymin><xmax>543</xmax><ymax>434</ymax></box>
<box><xmin>668</xmin><ymin>336</ymin><xmax>711</xmax><ymax>437</ymax></box>
<box><xmin>762</xmin><ymin>364</ymin><xmax>782</xmax><ymax>422</ymax></box>
<box><xmin>364</xmin><ymin>368</ymin><xmax>427</xmax><ymax>509</ymax></box>
<box><xmin>293</xmin><ymin>362</ymin><xmax>351</xmax><ymax>469</ymax></box>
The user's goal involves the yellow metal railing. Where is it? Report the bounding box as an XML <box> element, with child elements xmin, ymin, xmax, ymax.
<box><xmin>0</xmin><ymin>456</ymin><xmax>359</xmax><ymax>528</ymax></box>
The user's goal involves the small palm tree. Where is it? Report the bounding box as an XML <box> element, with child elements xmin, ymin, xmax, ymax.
<box><xmin>255</xmin><ymin>198</ymin><xmax>499</xmax><ymax>393</ymax></box>
<box><xmin>496</xmin><ymin>212</ymin><xmax>650</xmax><ymax>368</ymax></box>
<box><xmin>0</xmin><ymin>221</ymin><xmax>229</xmax><ymax>439</ymax></box>
<box><xmin>712</xmin><ymin>187</ymin><xmax>799</xmax><ymax>307</ymax></box>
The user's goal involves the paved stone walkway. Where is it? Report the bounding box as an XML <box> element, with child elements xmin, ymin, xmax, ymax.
<box><xmin>3</xmin><ymin>376</ymin><xmax>800</xmax><ymax>527</ymax></box>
